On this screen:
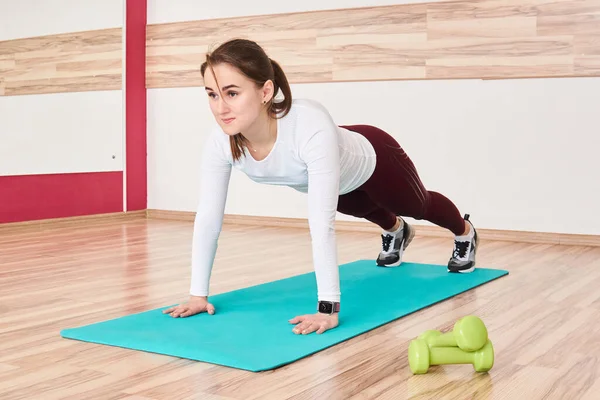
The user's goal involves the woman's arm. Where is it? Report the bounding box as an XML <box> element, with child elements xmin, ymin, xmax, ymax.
<box><xmin>189</xmin><ymin>131</ymin><xmax>232</xmax><ymax>297</ymax></box>
<box><xmin>300</xmin><ymin>112</ymin><xmax>342</xmax><ymax>304</ymax></box>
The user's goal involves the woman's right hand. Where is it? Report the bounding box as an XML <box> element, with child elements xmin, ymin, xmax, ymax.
<box><xmin>162</xmin><ymin>296</ymin><xmax>215</xmax><ymax>318</ymax></box>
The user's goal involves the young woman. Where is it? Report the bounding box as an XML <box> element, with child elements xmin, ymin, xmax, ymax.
<box><xmin>163</xmin><ymin>39</ymin><xmax>478</xmax><ymax>335</ymax></box>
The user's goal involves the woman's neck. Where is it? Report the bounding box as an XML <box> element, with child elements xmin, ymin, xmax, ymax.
<box><xmin>242</xmin><ymin>111</ymin><xmax>277</xmax><ymax>150</ymax></box>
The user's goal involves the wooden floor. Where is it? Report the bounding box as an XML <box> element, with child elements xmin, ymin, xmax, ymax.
<box><xmin>1</xmin><ymin>216</ymin><xmax>600</xmax><ymax>399</ymax></box>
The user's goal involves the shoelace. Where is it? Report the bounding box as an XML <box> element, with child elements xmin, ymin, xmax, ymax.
<box><xmin>453</xmin><ymin>240</ymin><xmax>470</xmax><ymax>258</ymax></box>
<box><xmin>381</xmin><ymin>234</ymin><xmax>393</xmax><ymax>252</ymax></box>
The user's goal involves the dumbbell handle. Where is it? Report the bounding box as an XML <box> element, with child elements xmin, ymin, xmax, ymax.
<box><xmin>429</xmin><ymin>346</ymin><xmax>476</xmax><ymax>366</ymax></box>
<box><xmin>428</xmin><ymin>332</ymin><xmax>458</xmax><ymax>347</ymax></box>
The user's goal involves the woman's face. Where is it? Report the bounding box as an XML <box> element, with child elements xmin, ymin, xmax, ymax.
<box><xmin>203</xmin><ymin>63</ymin><xmax>273</xmax><ymax>136</ymax></box>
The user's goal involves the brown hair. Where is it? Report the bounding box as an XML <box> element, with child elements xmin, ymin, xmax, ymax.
<box><xmin>200</xmin><ymin>38</ymin><xmax>292</xmax><ymax>161</ymax></box>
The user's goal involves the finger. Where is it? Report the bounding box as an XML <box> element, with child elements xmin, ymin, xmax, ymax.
<box><xmin>207</xmin><ymin>303</ymin><xmax>216</xmax><ymax>315</ymax></box>
<box><xmin>289</xmin><ymin>315</ymin><xmax>306</xmax><ymax>324</ymax></box>
<box><xmin>292</xmin><ymin>321</ymin><xmax>309</xmax><ymax>334</ymax></box>
<box><xmin>179</xmin><ymin>308</ymin><xmax>195</xmax><ymax>317</ymax></box>
<box><xmin>302</xmin><ymin>323</ymin><xmax>320</xmax><ymax>335</ymax></box>
<box><xmin>171</xmin><ymin>306</ymin><xmax>187</xmax><ymax>318</ymax></box>
<box><xmin>316</xmin><ymin>324</ymin><xmax>328</xmax><ymax>334</ymax></box>
<box><xmin>163</xmin><ymin>306</ymin><xmax>178</xmax><ymax>314</ymax></box>
<box><xmin>297</xmin><ymin>321</ymin><xmax>313</xmax><ymax>333</ymax></box>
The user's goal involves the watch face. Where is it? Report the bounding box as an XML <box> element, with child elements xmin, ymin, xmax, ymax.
<box><xmin>319</xmin><ymin>302</ymin><xmax>332</xmax><ymax>313</ymax></box>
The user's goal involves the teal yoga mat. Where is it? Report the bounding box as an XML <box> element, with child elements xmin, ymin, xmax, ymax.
<box><xmin>60</xmin><ymin>260</ymin><xmax>508</xmax><ymax>372</ymax></box>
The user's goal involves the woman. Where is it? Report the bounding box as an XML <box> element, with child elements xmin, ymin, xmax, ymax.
<box><xmin>163</xmin><ymin>39</ymin><xmax>478</xmax><ymax>335</ymax></box>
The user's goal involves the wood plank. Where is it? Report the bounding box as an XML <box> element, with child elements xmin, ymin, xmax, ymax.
<box><xmin>575</xmin><ymin>55</ymin><xmax>600</xmax><ymax>74</ymax></box>
<box><xmin>427</xmin><ymin>16</ymin><xmax>538</xmax><ymax>39</ymax></box>
<box><xmin>426</xmin><ymin>58</ymin><xmax>574</xmax><ymax>79</ymax></box>
<box><xmin>534</xmin><ymin>0</ymin><xmax>600</xmax><ymax>16</ymax></box>
<box><xmin>0</xmin><ymin>210</ymin><xmax>145</xmax><ymax>233</ymax></box>
<box><xmin>537</xmin><ymin>13</ymin><xmax>600</xmax><ymax>35</ymax></box>
<box><xmin>575</xmin><ymin>34</ymin><xmax>600</xmax><ymax>54</ymax></box>
<box><xmin>4</xmin><ymin>73</ymin><xmax>121</xmax><ymax>95</ymax></box>
<box><xmin>426</xmin><ymin>0</ymin><xmax>537</xmax><ymax>21</ymax></box>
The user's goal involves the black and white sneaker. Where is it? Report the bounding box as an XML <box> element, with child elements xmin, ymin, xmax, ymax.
<box><xmin>376</xmin><ymin>217</ymin><xmax>415</xmax><ymax>267</ymax></box>
<box><xmin>448</xmin><ymin>214</ymin><xmax>478</xmax><ymax>273</ymax></box>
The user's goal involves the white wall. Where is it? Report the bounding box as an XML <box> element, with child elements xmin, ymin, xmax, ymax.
<box><xmin>0</xmin><ymin>91</ymin><xmax>123</xmax><ymax>175</ymax></box>
<box><xmin>0</xmin><ymin>0</ymin><xmax>123</xmax><ymax>41</ymax></box>
<box><xmin>146</xmin><ymin>1</ymin><xmax>600</xmax><ymax>236</ymax></box>
<box><xmin>148</xmin><ymin>78</ymin><xmax>600</xmax><ymax>236</ymax></box>
<box><xmin>148</xmin><ymin>0</ymin><xmax>438</xmax><ymax>24</ymax></box>
<box><xmin>0</xmin><ymin>0</ymin><xmax>124</xmax><ymax>178</ymax></box>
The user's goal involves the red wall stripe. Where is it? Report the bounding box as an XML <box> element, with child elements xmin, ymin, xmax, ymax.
<box><xmin>0</xmin><ymin>172</ymin><xmax>123</xmax><ymax>224</ymax></box>
<box><xmin>125</xmin><ymin>0</ymin><xmax>147</xmax><ymax>211</ymax></box>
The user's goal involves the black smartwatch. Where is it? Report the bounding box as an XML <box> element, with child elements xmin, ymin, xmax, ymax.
<box><xmin>318</xmin><ymin>301</ymin><xmax>340</xmax><ymax>314</ymax></box>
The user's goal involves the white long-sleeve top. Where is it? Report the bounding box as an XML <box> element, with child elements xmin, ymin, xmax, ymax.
<box><xmin>190</xmin><ymin>99</ymin><xmax>377</xmax><ymax>302</ymax></box>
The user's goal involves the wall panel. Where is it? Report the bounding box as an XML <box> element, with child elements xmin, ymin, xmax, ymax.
<box><xmin>146</xmin><ymin>0</ymin><xmax>600</xmax><ymax>88</ymax></box>
<box><xmin>1</xmin><ymin>1</ymin><xmax>597</xmax><ymax>97</ymax></box>
<box><xmin>0</xmin><ymin>28</ymin><xmax>122</xmax><ymax>96</ymax></box>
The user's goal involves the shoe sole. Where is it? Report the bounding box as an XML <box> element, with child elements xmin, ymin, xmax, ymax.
<box><xmin>378</xmin><ymin>224</ymin><xmax>416</xmax><ymax>268</ymax></box>
<box><xmin>448</xmin><ymin>264</ymin><xmax>475</xmax><ymax>273</ymax></box>
<box><xmin>380</xmin><ymin>252</ymin><xmax>403</xmax><ymax>267</ymax></box>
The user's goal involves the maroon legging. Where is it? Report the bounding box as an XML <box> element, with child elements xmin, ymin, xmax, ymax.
<box><xmin>338</xmin><ymin>124</ymin><xmax>466</xmax><ymax>236</ymax></box>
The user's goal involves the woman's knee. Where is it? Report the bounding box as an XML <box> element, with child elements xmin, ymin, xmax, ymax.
<box><xmin>337</xmin><ymin>203</ymin><xmax>380</xmax><ymax>219</ymax></box>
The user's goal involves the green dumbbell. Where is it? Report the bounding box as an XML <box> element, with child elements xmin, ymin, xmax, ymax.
<box><xmin>408</xmin><ymin>337</ymin><xmax>494</xmax><ymax>374</ymax></box>
<box><xmin>418</xmin><ymin>315</ymin><xmax>488</xmax><ymax>352</ymax></box>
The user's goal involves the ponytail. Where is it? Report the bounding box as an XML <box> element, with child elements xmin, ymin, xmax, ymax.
<box><xmin>268</xmin><ymin>58</ymin><xmax>292</xmax><ymax>119</ymax></box>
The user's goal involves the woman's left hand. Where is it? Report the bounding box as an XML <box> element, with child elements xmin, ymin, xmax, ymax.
<box><xmin>289</xmin><ymin>312</ymin><xmax>339</xmax><ymax>335</ymax></box>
